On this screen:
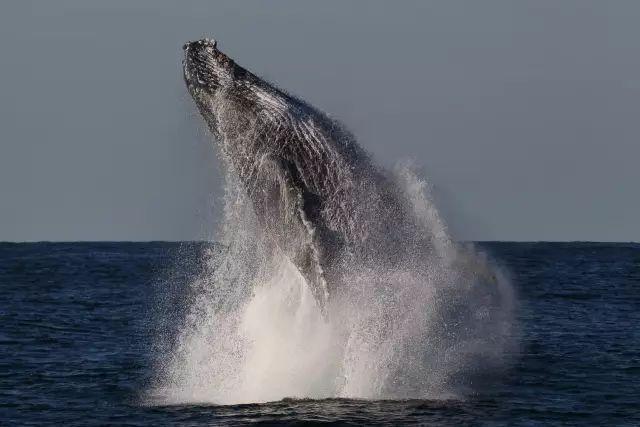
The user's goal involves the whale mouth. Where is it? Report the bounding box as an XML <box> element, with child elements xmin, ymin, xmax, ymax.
<box><xmin>182</xmin><ymin>38</ymin><xmax>229</xmax><ymax>93</ymax></box>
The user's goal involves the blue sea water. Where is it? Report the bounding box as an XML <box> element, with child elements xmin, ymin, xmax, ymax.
<box><xmin>1</xmin><ymin>241</ymin><xmax>638</xmax><ymax>425</ymax></box>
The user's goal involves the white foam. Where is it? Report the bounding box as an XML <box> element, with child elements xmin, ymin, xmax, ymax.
<box><xmin>147</xmin><ymin>162</ymin><xmax>517</xmax><ymax>405</ymax></box>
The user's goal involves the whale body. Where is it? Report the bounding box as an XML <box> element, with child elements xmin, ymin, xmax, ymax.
<box><xmin>183</xmin><ymin>39</ymin><xmax>423</xmax><ymax>311</ymax></box>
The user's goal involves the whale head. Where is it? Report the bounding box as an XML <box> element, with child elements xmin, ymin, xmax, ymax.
<box><xmin>182</xmin><ymin>38</ymin><xmax>250</xmax><ymax>137</ymax></box>
<box><xmin>183</xmin><ymin>38</ymin><xmax>305</xmax><ymax>143</ymax></box>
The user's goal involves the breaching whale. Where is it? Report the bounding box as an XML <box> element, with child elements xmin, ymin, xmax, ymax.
<box><xmin>159</xmin><ymin>40</ymin><xmax>516</xmax><ymax>401</ymax></box>
<box><xmin>183</xmin><ymin>39</ymin><xmax>424</xmax><ymax>312</ymax></box>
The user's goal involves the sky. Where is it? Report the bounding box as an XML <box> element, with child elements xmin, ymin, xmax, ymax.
<box><xmin>1</xmin><ymin>1</ymin><xmax>639</xmax><ymax>242</ymax></box>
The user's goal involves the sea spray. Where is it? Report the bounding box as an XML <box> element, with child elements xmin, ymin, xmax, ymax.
<box><xmin>150</xmin><ymin>163</ymin><xmax>516</xmax><ymax>404</ymax></box>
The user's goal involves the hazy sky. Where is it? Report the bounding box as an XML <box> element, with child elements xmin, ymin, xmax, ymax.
<box><xmin>2</xmin><ymin>1</ymin><xmax>639</xmax><ymax>241</ymax></box>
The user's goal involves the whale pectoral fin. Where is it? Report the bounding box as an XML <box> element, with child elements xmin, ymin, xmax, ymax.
<box><xmin>290</xmin><ymin>236</ymin><xmax>329</xmax><ymax>312</ymax></box>
<box><xmin>252</xmin><ymin>156</ymin><xmax>329</xmax><ymax>312</ymax></box>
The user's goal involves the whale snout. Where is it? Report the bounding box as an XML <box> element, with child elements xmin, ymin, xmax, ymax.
<box><xmin>182</xmin><ymin>38</ymin><xmax>229</xmax><ymax>92</ymax></box>
<box><xmin>183</xmin><ymin>38</ymin><xmax>217</xmax><ymax>52</ymax></box>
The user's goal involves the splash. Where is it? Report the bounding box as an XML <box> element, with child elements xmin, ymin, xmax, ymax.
<box><xmin>149</xmin><ymin>163</ymin><xmax>516</xmax><ymax>405</ymax></box>
<box><xmin>148</xmin><ymin>38</ymin><xmax>517</xmax><ymax>405</ymax></box>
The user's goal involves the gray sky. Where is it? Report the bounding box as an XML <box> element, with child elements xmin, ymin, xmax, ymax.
<box><xmin>1</xmin><ymin>1</ymin><xmax>638</xmax><ymax>242</ymax></box>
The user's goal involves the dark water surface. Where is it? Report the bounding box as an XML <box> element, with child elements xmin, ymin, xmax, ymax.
<box><xmin>1</xmin><ymin>242</ymin><xmax>638</xmax><ymax>425</ymax></box>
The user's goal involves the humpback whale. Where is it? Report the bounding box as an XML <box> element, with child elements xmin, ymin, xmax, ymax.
<box><xmin>152</xmin><ymin>39</ymin><xmax>516</xmax><ymax>401</ymax></box>
<box><xmin>183</xmin><ymin>39</ymin><xmax>425</xmax><ymax>312</ymax></box>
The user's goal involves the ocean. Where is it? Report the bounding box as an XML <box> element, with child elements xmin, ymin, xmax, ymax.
<box><xmin>1</xmin><ymin>241</ymin><xmax>638</xmax><ymax>425</ymax></box>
